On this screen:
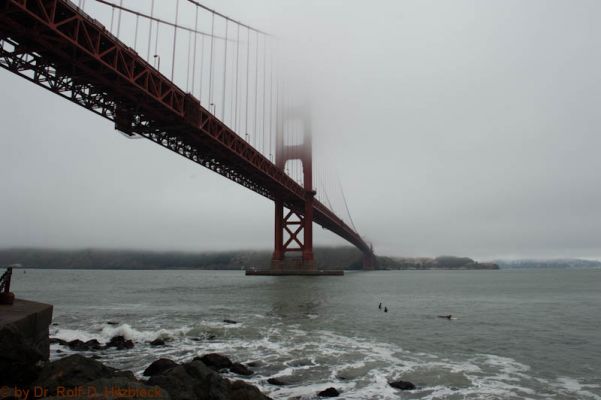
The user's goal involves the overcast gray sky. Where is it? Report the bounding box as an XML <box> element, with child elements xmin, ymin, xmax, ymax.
<box><xmin>1</xmin><ymin>0</ymin><xmax>600</xmax><ymax>259</ymax></box>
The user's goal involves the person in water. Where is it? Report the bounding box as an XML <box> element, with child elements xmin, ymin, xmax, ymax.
<box><xmin>378</xmin><ymin>302</ymin><xmax>382</xmax><ymax>310</ymax></box>
<box><xmin>384</xmin><ymin>306</ymin><xmax>388</xmax><ymax>313</ymax></box>
<box><xmin>438</xmin><ymin>315</ymin><xmax>452</xmax><ymax>319</ymax></box>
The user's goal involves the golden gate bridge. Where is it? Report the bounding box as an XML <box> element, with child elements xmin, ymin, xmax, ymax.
<box><xmin>0</xmin><ymin>0</ymin><xmax>376</xmax><ymax>273</ymax></box>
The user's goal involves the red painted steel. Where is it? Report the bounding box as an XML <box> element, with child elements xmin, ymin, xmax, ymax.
<box><xmin>0</xmin><ymin>0</ymin><xmax>375</xmax><ymax>267</ymax></box>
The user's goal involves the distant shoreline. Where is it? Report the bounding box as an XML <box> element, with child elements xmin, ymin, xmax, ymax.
<box><xmin>2</xmin><ymin>247</ymin><xmax>599</xmax><ymax>270</ymax></box>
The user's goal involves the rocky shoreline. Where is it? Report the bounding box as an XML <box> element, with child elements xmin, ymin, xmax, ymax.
<box><xmin>1</xmin><ymin>325</ymin><xmax>419</xmax><ymax>399</ymax></box>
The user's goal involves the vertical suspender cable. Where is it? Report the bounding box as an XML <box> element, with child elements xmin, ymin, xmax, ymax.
<box><xmin>233</xmin><ymin>24</ymin><xmax>240</xmax><ymax>132</ymax></box>
<box><xmin>262</xmin><ymin>34</ymin><xmax>266</xmax><ymax>155</ymax></box>
<box><xmin>171</xmin><ymin>0</ymin><xmax>180</xmax><ymax>82</ymax></box>
<box><xmin>116</xmin><ymin>0</ymin><xmax>123</xmax><ymax>37</ymax></box>
<box><xmin>245</xmin><ymin>27</ymin><xmax>250</xmax><ymax>141</ymax></box>
<box><xmin>208</xmin><ymin>12</ymin><xmax>215</xmax><ymax>111</ymax></box>
<box><xmin>147</xmin><ymin>0</ymin><xmax>155</xmax><ymax>60</ymax></box>
<box><xmin>186</xmin><ymin>30</ymin><xmax>192</xmax><ymax>90</ymax></box>
<box><xmin>110</xmin><ymin>7</ymin><xmax>115</xmax><ymax>33</ymax></box>
<box><xmin>234</xmin><ymin>24</ymin><xmax>240</xmax><ymax>132</ymax></box>
<box><xmin>268</xmin><ymin>41</ymin><xmax>273</xmax><ymax>161</ymax></box>
<box><xmin>253</xmin><ymin>31</ymin><xmax>259</xmax><ymax>147</ymax></box>
<box><xmin>191</xmin><ymin>6</ymin><xmax>199</xmax><ymax>95</ymax></box>
<box><xmin>134</xmin><ymin>14</ymin><xmax>139</xmax><ymax>51</ymax></box>
<box><xmin>199</xmin><ymin>34</ymin><xmax>205</xmax><ymax>102</ymax></box>
<box><xmin>154</xmin><ymin>18</ymin><xmax>160</xmax><ymax>69</ymax></box>
<box><xmin>222</xmin><ymin>19</ymin><xmax>228</xmax><ymax>121</ymax></box>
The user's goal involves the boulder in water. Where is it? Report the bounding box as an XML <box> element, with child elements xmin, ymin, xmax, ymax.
<box><xmin>143</xmin><ymin>358</ymin><xmax>178</xmax><ymax>376</ymax></box>
<box><xmin>267</xmin><ymin>377</ymin><xmax>288</xmax><ymax>386</ymax></box>
<box><xmin>318</xmin><ymin>387</ymin><xmax>340</xmax><ymax>397</ymax></box>
<box><xmin>106</xmin><ymin>335</ymin><xmax>134</xmax><ymax>350</ymax></box>
<box><xmin>389</xmin><ymin>380</ymin><xmax>416</xmax><ymax>390</ymax></box>
<box><xmin>230</xmin><ymin>362</ymin><xmax>253</xmax><ymax>376</ymax></box>
<box><xmin>196</xmin><ymin>353</ymin><xmax>233</xmax><ymax>371</ymax></box>
<box><xmin>149</xmin><ymin>338</ymin><xmax>166</xmax><ymax>346</ymax></box>
<box><xmin>223</xmin><ymin>319</ymin><xmax>238</xmax><ymax>324</ymax></box>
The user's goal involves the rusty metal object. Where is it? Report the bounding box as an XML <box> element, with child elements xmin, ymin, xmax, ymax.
<box><xmin>0</xmin><ymin>267</ymin><xmax>15</xmax><ymax>305</ymax></box>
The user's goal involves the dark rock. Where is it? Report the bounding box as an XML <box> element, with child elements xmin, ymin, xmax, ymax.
<box><xmin>34</xmin><ymin>354</ymin><xmax>132</xmax><ymax>395</ymax></box>
<box><xmin>148</xmin><ymin>360</ymin><xmax>270</xmax><ymax>400</ymax></box>
<box><xmin>223</xmin><ymin>319</ymin><xmax>238</xmax><ymax>324</ymax></box>
<box><xmin>207</xmin><ymin>334</ymin><xmax>216</xmax><ymax>340</ymax></box>
<box><xmin>143</xmin><ymin>358</ymin><xmax>178</xmax><ymax>377</ymax></box>
<box><xmin>246</xmin><ymin>361</ymin><xmax>262</xmax><ymax>368</ymax></box>
<box><xmin>267</xmin><ymin>377</ymin><xmax>288</xmax><ymax>386</ymax></box>
<box><xmin>230</xmin><ymin>379</ymin><xmax>271</xmax><ymax>400</ymax></box>
<box><xmin>67</xmin><ymin>338</ymin><xmax>101</xmax><ymax>351</ymax></box>
<box><xmin>148</xmin><ymin>360</ymin><xmax>227</xmax><ymax>400</ymax></box>
<box><xmin>150</xmin><ymin>338</ymin><xmax>166</xmax><ymax>346</ymax></box>
<box><xmin>318</xmin><ymin>387</ymin><xmax>340</xmax><ymax>397</ymax></box>
<box><xmin>49</xmin><ymin>337</ymin><xmax>68</xmax><ymax>346</ymax></box>
<box><xmin>196</xmin><ymin>353</ymin><xmax>233</xmax><ymax>370</ymax></box>
<box><xmin>106</xmin><ymin>335</ymin><xmax>134</xmax><ymax>350</ymax></box>
<box><xmin>230</xmin><ymin>362</ymin><xmax>253</xmax><ymax>376</ymax></box>
<box><xmin>86</xmin><ymin>377</ymin><xmax>169</xmax><ymax>400</ymax></box>
<box><xmin>389</xmin><ymin>380</ymin><xmax>416</xmax><ymax>390</ymax></box>
<box><xmin>0</xmin><ymin>324</ymin><xmax>45</xmax><ymax>385</ymax></box>
<box><xmin>106</xmin><ymin>321</ymin><xmax>119</xmax><ymax>325</ymax></box>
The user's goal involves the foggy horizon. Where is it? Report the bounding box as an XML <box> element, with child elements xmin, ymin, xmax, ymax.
<box><xmin>2</xmin><ymin>0</ymin><xmax>601</xmax><ymax>260</ymax></box>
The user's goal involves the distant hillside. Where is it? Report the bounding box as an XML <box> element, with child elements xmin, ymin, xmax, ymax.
<box><xmin>495</xmin><ymin>259</ymin><xmax>601</xmax><ymax>269</ymax></box>
<box><xmin>0</xmin><ymin>247</ymin><xmax>363</xmax><ymax>270</ymax></box>
<box><xmin>378</xmin><ymin>255</ymin><xmax>498</xmax><ymax>270</ymax></box>
<box><xmin>0</xmin><ymin>248</ymin><xmax>498</xmax><ymax>270</ymax></box>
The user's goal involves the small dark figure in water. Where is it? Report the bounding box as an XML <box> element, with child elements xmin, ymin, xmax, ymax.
<box><xmin>438</xmin><ymin>315</ymin><xmax>452</xmax><ymax>320</ymax></box>
<box><xmin>378</xmin><ymin>302</ymin><xmax>382</xmax><ymax>310</ymax></box>
<box><xmin>384</xmin><ymin>307</ymin><xmax>388</xmax><ymax>313</ymax></box>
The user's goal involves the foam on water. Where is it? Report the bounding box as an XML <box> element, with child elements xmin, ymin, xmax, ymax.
<box><xmin>50</xmin><ymin>319</ymin><xmax>599</xmax><ymax>399</ymax></box>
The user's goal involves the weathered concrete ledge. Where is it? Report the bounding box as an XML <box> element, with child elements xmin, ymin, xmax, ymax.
<box><xmin>0</xmin><ymin>298</ymin><xmax>53</xmax><ymax>385</ymax></box>
<box><xmin>0</xmin><ymin>298</ymin><xmax>53</xmax><ymax>359</ymax></box>
<box><xmin>246</xmin><ymin>269</ymin><xmax>344</xmax><ymax>276</ymax></box>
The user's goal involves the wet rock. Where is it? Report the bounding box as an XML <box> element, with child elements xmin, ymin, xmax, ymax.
<box><xmin>67</xmin><ymin>339</ymin><xmax>101</xmax><ymax>351</ymax></box>
<box><xmin>148</xmin><ymin>360</ymin><xmax>228</xmax><ymax>400</ymax></box>
<box><xmin>34</xmin><ymin>354</ymin><xmax>134</xmax><ymax>395</ymax></box>
<box><xmin>230</xmin><ymin>379</ymin><xmax>270</xmax><ymax>400</ymax></box>
<box><xmin>318</xmin><ymin>387</ymin><xmax>340</xmax><ymax>397</ymax></box>
<box><xmin>389</xmin><ymin>380</ymin><xmax>416</xmax><ymax>390</ymax></box>
<box><xmin>106</xmin><ymin>335</ymin><xmax>134</xmax><ymax>350</ymax></box>
<box><xmin>106</xmin><ymin>321</ymin><xmax>119</xmax><ymax>325</ymax></box>
<box><xmin>49</xmin><ymin>337</ymin><xmax>68</xmax><ymax>346</ymax></box>
<box><xmin>85</xmin><ymin>376</ymin><xmax>169</xmax><ymax>400</ymax></box>
<box><xmin>0</xmin><ymin>324</ymin><xmax>46</xmax><ymax>385</ymax></box>
<box><xmin>196</xmin><ymin>353</ymin><xmax>233</xmax><ymax>371</ymax></box>
<box><xmin>143</xmin><ymin>358</ymin><xmax>178</xmax><ymax>377</ymax></box>
<box><xmin>223</xmin><ymin>319</ymin><xmax>238</xmax><ymax>324</ymax></box>
<box><xmin>149</xmin><ymin>338</ymin><xmax>166</xmax><ymax>346</ymax></box>
<box><xmin>230</xmin><ymin>362</ymin><xmax>253</xmax><ymax>376</ymax></box>
<box><xmin>267</xmin><ymin>377</ymin><xmax>288</xmax><ymax>386</ymax></box>
<box><xmin>246</xmin><ymin>361</ymin><xmax>262</xmax><ymax>368</ymax></box>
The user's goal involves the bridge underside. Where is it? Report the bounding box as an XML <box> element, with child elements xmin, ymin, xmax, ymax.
<box><xmin>0</xmin><ymin>0</ymin><xmax>376</xmax><ymax>270</ymax></box>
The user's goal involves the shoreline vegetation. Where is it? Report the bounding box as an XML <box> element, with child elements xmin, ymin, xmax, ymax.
<box><xmin>1</xmin><ymin>248</ymin><xmax>600</xmax><ymax>270</ymax></box>
<box><xmin>0</xmin><ymin>247</ymin><xmax>502</xmax><ymax>270</ymax></box>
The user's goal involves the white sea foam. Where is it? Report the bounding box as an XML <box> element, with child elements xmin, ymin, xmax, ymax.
<box><xmin>50</xmin><ymin>320</ymin><xmax>600</xmax><ymax>399</ymax></box>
